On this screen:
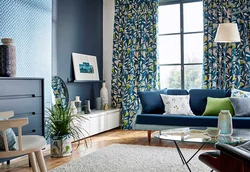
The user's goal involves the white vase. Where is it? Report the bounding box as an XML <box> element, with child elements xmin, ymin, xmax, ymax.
<box><xmin>100</xmin><ymin>81</ymin><xmax>108</xmax><ymax>109</ymax></box>
<box><xmin>218</xmin><ymin>110</ymin><xmax>233</xmax><ymax>135</ymax></box>
<box><xmin>70</xmin><ymin>101</ymin><xmax>77</xmax><ymax>115</ymax></box>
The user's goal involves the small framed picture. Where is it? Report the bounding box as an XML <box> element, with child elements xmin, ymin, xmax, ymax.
<box><xmin>72</xmin><ymin>53</ymin><xmax>99</xmax><ymax>81</ymax></box>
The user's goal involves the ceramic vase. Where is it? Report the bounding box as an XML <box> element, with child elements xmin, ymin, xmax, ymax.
<box><xmin>50</xmin><ymin>134</ymin><xmax>72</xmax><ymax>157</ymax></box>
<box><xmin>70</xmin><ymin>101</ymin><xmax>77</xmax><ymax>115</ymax></box>
<box><xmin>218</xmin><ymin>110</ymin><xmax>233</xmax><ymax>135</ymax></box>
<box><xmin>100</xmin><ymin>81</ymin><xmax>108</xmax><ymax>109</ymax></box>
<box><xmin>0</xmin><ymin>38</ymin><xmax>16</xmax><ymax>77</ymax></box>
<box><xmin>74</xmin><ymin>96</ymin><xmax>82</xmax><ymax>113</ymax></box>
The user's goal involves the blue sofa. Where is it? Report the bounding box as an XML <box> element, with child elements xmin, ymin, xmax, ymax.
<box><xmin>133</xmin><ymin>89</ymin><xmax>250</xmax><ymax>142</ymax></box>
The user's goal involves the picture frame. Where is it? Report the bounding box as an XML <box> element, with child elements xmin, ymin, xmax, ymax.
<box><xmin>72</xmin><ymin>53</ymin><xmax>99</xmax><ymax>81</ymax></box>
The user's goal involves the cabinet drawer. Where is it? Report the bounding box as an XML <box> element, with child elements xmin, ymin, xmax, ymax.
<box><xmin>12</xmin><ymin>113</ymin><xmax>43</xmax><ymax>136</ymax></box>
<box><xmin>0</xmin><ymin>97</ymin><xmax>43</xmax><ymax>114</ymax></box>
<box><xmin>0</xmin><ymin>79</ymin><xmax>42</xmax><ymax>97</ymax></box>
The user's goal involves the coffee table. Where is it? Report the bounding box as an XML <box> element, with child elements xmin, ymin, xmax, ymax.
<box><xmin>154</xmin><ymin>127</ymin><xmax>250</xmax><ymax>172</ymax></box>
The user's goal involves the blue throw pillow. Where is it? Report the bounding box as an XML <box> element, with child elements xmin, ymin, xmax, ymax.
<box><xmin>138</xmin><ymin>89</ymin><xmax>168</xmax><ymax>114</ymax></box>
<box><xmin>0</xmin><ymin>117</ymin><xmax>17</xmax><ymax>150</ymax></box>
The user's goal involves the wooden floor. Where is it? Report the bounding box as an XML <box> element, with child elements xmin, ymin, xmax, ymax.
<box><xmin>0</xmin><ymin>129</ymin><xmax>215</xmax><ymax>172</ymax></box>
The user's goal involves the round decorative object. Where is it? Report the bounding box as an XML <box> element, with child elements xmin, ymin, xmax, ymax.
<box><xmin>52</xmin><ymin>76</ymin><xmax>69</xmax><ymax>109</ymax></box>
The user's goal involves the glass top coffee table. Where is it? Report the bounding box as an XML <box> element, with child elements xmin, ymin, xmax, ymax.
<box><xmin>154</xmin><ymin>127</ymin><xmax>250</xmax><ymax>172</ymax></box>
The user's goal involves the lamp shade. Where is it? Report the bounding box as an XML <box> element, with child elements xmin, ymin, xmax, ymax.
<box><xmin>214</xmin><ymin>23</ymin><xmax>241</xmax><ymax>43</ymax></box>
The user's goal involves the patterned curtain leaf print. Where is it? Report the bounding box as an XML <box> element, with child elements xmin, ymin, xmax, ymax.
<box><xmin>112</xmin><ymin>0</ymin><xmax>160</xmax><ymax>129</ymax></box>
<box><xmin>203</xmin><ymin>0</ymin><xmax>250</xmax><ymax>90</ymax></box>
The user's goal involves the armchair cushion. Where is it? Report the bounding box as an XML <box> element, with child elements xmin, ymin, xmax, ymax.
<box><xmin>0</xmin><ymin>117</ymin><xmax>17</xmax><ymax>151</ymax></box>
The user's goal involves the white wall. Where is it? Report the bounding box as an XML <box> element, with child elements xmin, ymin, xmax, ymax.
<box><xmin>103</xmin><ymin>0</ymin><xmax>115</xmax><ymax>106</ymax></box>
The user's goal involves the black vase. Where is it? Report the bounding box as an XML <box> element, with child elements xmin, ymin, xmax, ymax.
<box><xmin>0</xmin><ymin>45</ymin><xmax>11</xmax><ymax>77</ymax></box>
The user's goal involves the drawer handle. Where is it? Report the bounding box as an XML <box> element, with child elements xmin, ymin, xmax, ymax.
<box><xmin>32</xmin><ymin>112</ymin><xmax>36</xmax><ymax>115</ymax></box>
<box><xmin>32</xmin><ymin>129</ymin><xmax>36</xmax><ymax>132</ymax></box>
<box><xmin>32</xmin><ymin>94</ymin><xmax>35</xmax><ymax>97</ymax></box>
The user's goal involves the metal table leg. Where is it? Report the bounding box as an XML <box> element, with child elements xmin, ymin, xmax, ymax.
<box><xmin>173</xmin><ymin>141</ymin><xmax>192</xmax><ymax>172</ymax></box>
<box><xmin>173</xmin><ymin>141</ymin><xmax>207</xmax><ymax>172</ymax></box>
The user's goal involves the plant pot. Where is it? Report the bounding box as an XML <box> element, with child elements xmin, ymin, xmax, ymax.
<box><xmin>50</xmin><ymin>134</ymin><xmax>72</xmax><ymax>157</ymax></box>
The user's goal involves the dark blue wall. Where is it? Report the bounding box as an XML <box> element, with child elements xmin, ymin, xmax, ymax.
<box><xmin>53</xmin><ymin>0</ymin><xmax>103</xmax><ymax>108</ymax></box>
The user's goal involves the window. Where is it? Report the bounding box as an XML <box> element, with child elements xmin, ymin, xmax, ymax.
<box><xmin>159</xmin><ymin>0</ymin><xmax>203</xmax><ymax>90</ymax></box>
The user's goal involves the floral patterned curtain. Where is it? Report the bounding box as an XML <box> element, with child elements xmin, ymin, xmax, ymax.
<box><xmin>111</xmin><ymin>0</ymin><xmax>159</xmax><ymax>129</ymax></box>
<box><xmin>203</xmin><ymin>0</ymin><xmax>250</xmax><ymax>89</ymax></box>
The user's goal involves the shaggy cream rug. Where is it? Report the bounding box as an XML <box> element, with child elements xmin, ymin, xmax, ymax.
<box><xmin>49</xmin><ymin>144</ymin><xmax>211</xmax><ymax>172</ymax></box>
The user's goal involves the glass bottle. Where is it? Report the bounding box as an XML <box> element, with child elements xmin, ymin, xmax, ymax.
<box><xmin>218</xmin><ymin>110</ymin><xmax>233</xmax><ymax>135</ymax></box>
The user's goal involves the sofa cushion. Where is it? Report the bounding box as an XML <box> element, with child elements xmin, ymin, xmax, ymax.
<box><xmin>166</xmin><ymin>89</ymin><xmax>188</xmax><ymax>95</ymax></box>
<box><xmin>231</xmin><ymin>89</ymin><xmax>250</xmax><ymax>98</ymax></box>
<box><xmin>202</xmin><ymin>97</ymin><xmax>234</xmax><ymax>116</ymax></box>
<box><xmin>138</xmin><ymin>89</ymin><xmax>168</xmax><ymax>114</ymax></box>
<box><xmin>160</xmin><ymin>94</ymin><xmax>194</xmax><ymax>115</ymax></box>
<box><xmin>230</xmin><ymin>98</ymin><xmax>250</xmax><ymax>117</ymax></box>
<box><xmin>135</xmin><ymin>114</ymin><xmax>250</xmax><ymax>129</ymax></box>
<box><xmin>189</xmin><ymin>89</ymin><xmax>228</xmax><ymax>115</ymax></box>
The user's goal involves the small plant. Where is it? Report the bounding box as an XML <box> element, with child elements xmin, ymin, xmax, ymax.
<box><xmin>45</xmin><ymin>103</ymin><xmax>88</xmax><ymax>150</ymax></box>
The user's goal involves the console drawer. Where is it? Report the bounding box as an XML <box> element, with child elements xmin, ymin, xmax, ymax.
<box><xmin>0</xmin><ymin>79</ymin><xmax>43</xmax><ymax>97</ymax></box>
<box><xmin>0</xmin><ymin>97</ymin><xmax>43</xmax><ymax>114</ymax></box>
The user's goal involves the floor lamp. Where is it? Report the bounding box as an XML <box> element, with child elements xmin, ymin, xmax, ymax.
<box><xmin>214</xmin><ymin>23</ymin><xmax>241</xmax><ymax>135</ymax></box>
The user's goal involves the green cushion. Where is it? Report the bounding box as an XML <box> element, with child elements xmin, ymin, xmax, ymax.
<box><xmin>202</xmin><ymin>97</ymin><xmax>235</xmax><ymax>116</ymax></box>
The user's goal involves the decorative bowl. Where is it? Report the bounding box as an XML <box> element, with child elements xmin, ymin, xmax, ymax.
<box><xmin>206</xmin><ymin>127</ymin><xmax>221</xmax><ymax>138</ymax></box>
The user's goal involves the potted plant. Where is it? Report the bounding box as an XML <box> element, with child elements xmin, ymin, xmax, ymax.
<box><xmin>46</xmin><ymin>102</ymin><xmax>88</xmax><ymax>157</ymax></box>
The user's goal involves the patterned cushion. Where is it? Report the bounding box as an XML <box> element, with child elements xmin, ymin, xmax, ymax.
<box><xmin>0</xmin><ymin>117</ymin><xmax>17</xmax><ymax>151</ymax></box>
<box><xmin>231</xmin><ymin>89</ymin><xmax>250</xmax><ymax>98</ymax></box>
<box><xmin>160</xmin><ymin>94</ymin><xmax>194</xmax><ymax>115</ymax></box>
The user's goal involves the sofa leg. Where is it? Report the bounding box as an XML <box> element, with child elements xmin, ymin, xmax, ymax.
<box><xmin>147</xmin><ymin>130</ymin><xmax>151</xmax><ymax>143</ymax></box>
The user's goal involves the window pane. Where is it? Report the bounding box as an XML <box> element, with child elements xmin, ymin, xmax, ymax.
<box><xmin>183</xmin><ymin>2</ymin><xmax>203</xmax><ymax>32</ymax></box>
<box><xmin>184</xmin><ymin>33</ymin><xmax>203</xmax><ymax>63</ymax></box>
<box><xmin>160</xmin><ymin>65</ymin><xmax>181</xmax><ymax>89</ymax></box>
<box><xmin>159</xmin><ymin>35</ymin><xmax>181</xmax><ymax>64</ymax></box>
<box><xmin>184</xmin><ymin>65</ymin><xmax>202</xmax><ymax>90</ymax></box>
<box><xmin>159</xmin><ymin>4</ymin><xmax>180</xmax><ymax>34</ymax></box>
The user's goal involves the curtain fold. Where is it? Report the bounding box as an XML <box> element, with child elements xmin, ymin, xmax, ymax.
<box><xmin>203</xmin><ymin>0</ymin><xmax>250</xmax><ymax>90</ymax></box>
<box><xmin>111</xmin><ymin>0</ymin><xmax>159</xmax><ymax>129</ymax></box>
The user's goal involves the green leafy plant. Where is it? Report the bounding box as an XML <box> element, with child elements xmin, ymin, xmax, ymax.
<box><xmin>45</xmin><ymin>103</ymin><xmax>88</xmax><ymax>148</ymax></box>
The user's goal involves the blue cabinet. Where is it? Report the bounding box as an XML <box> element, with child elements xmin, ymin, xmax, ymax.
<box><xmin>0</xmin><ymin>77</ymin><xmax>44</xmax><ymax>163</ymax></box>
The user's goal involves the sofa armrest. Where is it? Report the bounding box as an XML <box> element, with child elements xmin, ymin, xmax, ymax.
<box><xmin>216</xmin><ymin>142</ymin><xmax>250</xmax><ymax>163</ymax></box>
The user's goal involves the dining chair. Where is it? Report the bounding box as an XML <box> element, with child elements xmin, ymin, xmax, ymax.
<box><xmin>0</xmin><ymin>111</ymin><xmax>47</xmax><ymax>172</ymax></box>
